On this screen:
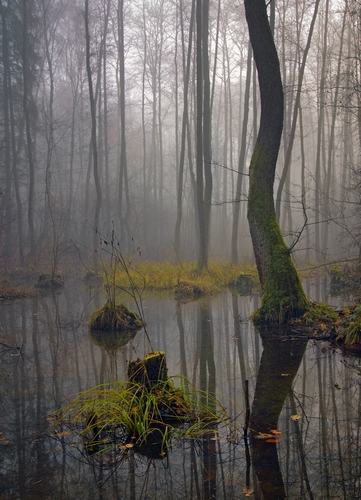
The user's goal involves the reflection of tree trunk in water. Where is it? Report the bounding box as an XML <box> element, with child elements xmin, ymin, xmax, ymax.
<box><xmin>12</xmin><ymin>305</ymin><xmax>26</xmax><ymax>496</ymax></box>
<box><xmin>328</xmin><ymin>353</ymin><xmax>347</xmax><ymax>498</ymax></box>
<box><xmin>32</xmin><ymin>299</ymin><xmax>52</xmax><ymax>495</ymax></box>
<box><xmin>41</xmin><ymin>294</ymin><xmax>62</xmax><ymax>405</ymax></box>
<box><xmin>288</xmin><ymin>393</ymin><xmax>314</xmax><ymax>499</ymax></box>
<box><xmin>176</xmin><ymin>302</ymin><xmax>188</xmax><ymax>380</ymax></box>
<box><xmin>316</xmin><ymin>343</ymin><xmax>330</xmax><ymax>497</ymax></box>
<box><xmin>198</xmin><ymin>299</ymin><xmax>217</xmax><ymax>499</ymax></box>
<box><xmin>250</xmin><ymin>330</ymin><xmax>307</xmax><ymax>499</ymax></box>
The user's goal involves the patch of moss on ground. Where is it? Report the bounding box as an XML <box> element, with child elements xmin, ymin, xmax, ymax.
<box><xmin>253</xmin><ymin>301</ymin><xmax>338</xmax><ymax>330</ymax></box>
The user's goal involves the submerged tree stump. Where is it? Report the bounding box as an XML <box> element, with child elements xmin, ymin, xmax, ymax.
<box><xmin>128</xmin><ymin>351</ymin><xmax>168</xmax><ymax>389</ymax></box>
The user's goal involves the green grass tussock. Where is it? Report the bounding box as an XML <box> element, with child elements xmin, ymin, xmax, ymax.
<box><xmin>113</xmin><ymin>260</ymin><xmax>257</xmax><ymax>292</ymax></box>
<box><xmin>51</xmin><ymin>377</ymin><xmax>231</xmax><ymax>458</ymax></box>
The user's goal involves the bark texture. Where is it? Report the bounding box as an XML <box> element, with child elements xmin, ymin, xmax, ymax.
<box><xmin>245</xmin><ymin>0</ymin><xmax>309</xmax><ymax>323</ymax></box>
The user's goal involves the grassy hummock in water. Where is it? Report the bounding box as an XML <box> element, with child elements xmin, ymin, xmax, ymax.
<box><xmin>113</xmin><ymin>260</ymin><xmax>257</xmax><ymax>293</ymax></box>
<box><xmin>51</xmin><ymin>376</ymin><xmax>229</xmax><ymax>459</ymax></box>
<box><xmin>88</xmin><ymin>301</ymin><xmax>143</xmax><ymax>331</ymax></box>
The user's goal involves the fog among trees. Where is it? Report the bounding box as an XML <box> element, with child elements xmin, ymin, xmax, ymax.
<box><xmin>0</xmin><ymin>0</ymin><xmax>360</xmax><ymax>269</ymax></box>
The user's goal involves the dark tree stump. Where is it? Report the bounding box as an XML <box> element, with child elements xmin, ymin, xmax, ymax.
<box><xmin>128</xmin><ymin>351</ymin><xmax>168</xmax><ymax>389</ymax></box>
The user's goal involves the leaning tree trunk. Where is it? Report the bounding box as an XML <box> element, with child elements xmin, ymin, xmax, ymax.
<box><xmin>244</xmin><ymin>0</ymin><xmax>309</xmax><ymax>323</ymax></box>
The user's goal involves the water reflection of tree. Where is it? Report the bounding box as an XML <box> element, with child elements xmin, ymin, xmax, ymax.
<box><xmin>250</xmin><ymin>329</ymin><xmax>307</xmax><ymax>499</ymax></box>
<box><xmin>198</xmin><ymin>299</ymin><xmax>217</xmax><ymax>499</ymax></box>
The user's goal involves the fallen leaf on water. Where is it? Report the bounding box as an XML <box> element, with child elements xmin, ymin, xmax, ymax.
<box><xmin>0</xmin><ymin>438</ymin><xmax>10</xmax><ymax>445</ymax></box>
<box><xmin>266</xmin><ymin>438</ymin><xmax>280</xmax><ymax>443</ymax></box>
<box><xmin>10</xmin><ymin>353</ymin><xmax>20</xmax><ymax>357</ymax></box>
<box><xmin>210</xmin><ymin>437</ymin><xmax>220</xmax><ymax>441</ymax></box>
<box><xmin>270</xmin><ymin>429</ymin><xmax>282</xmax><ymax>435</ymax></box>
<box><xmin>125</xmin><ymin>443</ymin><xmax>134</xmax><ymax>448</ymax></box>
<box><xmin>242</xmin><ymin>487</ymin><xmax>254</xmax><ymax>496</ymax></box>
<box><xmin>321</xmin><ymin>323</ymin><xmax>327</xmax><ymax>331</ymax></box>
<box><xmin>281</xmin><ymin>373</ymin><xmax>290</xmax><ymax>377</ymax></box>
<box><xmin>254</xmin><ymin>432</ymin><xmax>273</xmax><ymax>440</ymax></box>
<box><xmin>55</xmin><ymin>431</ymin><xmax>70</xmax><ymax>438</ymax></box>
<box><xmin>291</xmin><ymin>414</ymin><xmax>301</xmax><ymax>421</ymax></box>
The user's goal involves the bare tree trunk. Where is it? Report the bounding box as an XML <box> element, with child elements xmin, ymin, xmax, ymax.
<box><xmin>42</xmin><ymin>0</ymin><xmax>58</xmax><ymax>279</ymax></box>
<box><xmin>231</xmin><ymin>41</ymin><xmax>252</xmax><ymax>264</ymax></box>
<box><xmin>314</xmin><ymin>0</ymin><xmax>329</xmax><ymax>261</ymax></box>
<box><xmin>22</xmin><ymin>0</ymin><xmax>36</xmax><ymax>256</ymax></box>
<box><xmin>85</xmin><ymin>0</ymin><xmax>102</xmax><ymax>266</ymax></box>
<box><xmin>174</xmin><ymin>0</ymin><xmax>195</xmax><ymax>257</ymax></box>
<box><xmin>322</xmin><ymin>5</ymin><xmax>347</xmax><ymax>255</ymax></box>
<box><xmin>275</xmin><ymin>0</ymin><xmax>320</xmax><ymax>220</ymax></box>
<box><xmin>0</xmin><ymin>0</ymin><xmax>13</xmax><ymax>264</ymax></box>
<box><xmin>117</xmin><ymin>0</ymin><xmax>130</xmax><ymax>243</ymax></box>
<box><xmin>196</xmin><ymin>0</ymin><xmax>212</xmax><ymax>271</ymax></box>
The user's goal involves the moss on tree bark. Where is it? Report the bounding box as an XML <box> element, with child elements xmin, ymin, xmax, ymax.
<box><xmin>245</xmin><ymin>0</ymin><xmax>310</xmax><ymax>323</ymax></box>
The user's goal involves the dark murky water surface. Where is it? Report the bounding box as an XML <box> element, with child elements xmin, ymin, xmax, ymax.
<box><xmin>0</xmin><ymin>278</ymin><xmax>360</xmax><ymax>499</ymax></box>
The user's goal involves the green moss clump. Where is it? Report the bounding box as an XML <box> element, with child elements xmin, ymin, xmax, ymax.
<box><xmin>88</xmin><ymin>301</ymin><xmax>143</xmax><ymax>331</ymax></box>
<box><xmin>248</xmin><ymin>210</ymin><xmax>310</xmax><ymax>325</ymax></box>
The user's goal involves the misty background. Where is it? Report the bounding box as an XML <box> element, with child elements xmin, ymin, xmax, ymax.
<box><xmin>0</xmin><ymin>0</ymin><xmax>359</xmax><ymax>268</ymax></box>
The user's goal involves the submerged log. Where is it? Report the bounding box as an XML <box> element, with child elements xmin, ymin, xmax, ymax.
<box><xmin>128</xmin><ymin>351</ymin><xmax>168</xmax><ymax>389</ymax></box>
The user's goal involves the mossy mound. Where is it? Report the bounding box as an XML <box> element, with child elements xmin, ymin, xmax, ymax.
<box><xmin>252</xmin><ymin>301</ymin><xmax>338</xmax><ymax>329</ymax></box>
<box><xmin>35</xmin><ymin>273</ymin><xmax>64</xmax><ymax>290</ymax></box>
<box><xmin>88</xmin><ymin>301</ymin><xmax>143</xmax><ymax>331</ymax></box>
<box><xmin>174</xmin><ymin>280</ymin><xmax>214</xmax><ymax>303</ymax></box>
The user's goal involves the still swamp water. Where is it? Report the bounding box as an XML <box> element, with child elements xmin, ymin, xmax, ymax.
<box><xmin>0</xmin><ymin>277</ymin><xmax>360</xmax><ymax>499</ymax></box>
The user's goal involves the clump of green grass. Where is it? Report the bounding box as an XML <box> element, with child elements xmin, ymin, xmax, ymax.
<box><xmin>337</xmin><ymin>305</ymin><xmax>361</xmax><ymax>345</ymax></box>
<box><xmin>88</xmin><ymin>301</ymin><xmax>143</xmax><ymax>331</ymax></box>
<box><xmin>303</xmin><ymin>302</ymin><xmax>338</xmax><ymax>325</ymax></box>
<box><xmin>113</xmin><ymin>260</ymin><xmax>257</xmax><ymax>292</ymax></box>
<box><xmin>51</xmin><ymin>377</ymin><xmax>230</xmax><ymax>459</ymax></box>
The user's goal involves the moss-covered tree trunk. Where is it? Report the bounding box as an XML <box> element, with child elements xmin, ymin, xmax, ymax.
<box><xmin>244</xmin><ymin>0</ymin><xmax>309</xmax><ymax>323</ymax></box>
